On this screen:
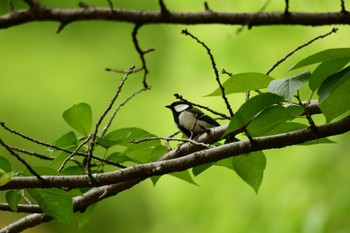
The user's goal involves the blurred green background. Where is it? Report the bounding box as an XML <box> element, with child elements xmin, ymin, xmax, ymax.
<box><xmin>1</xmin><ymin>0</ymin><xmax>350</xmax><ymax>232</ymax></box>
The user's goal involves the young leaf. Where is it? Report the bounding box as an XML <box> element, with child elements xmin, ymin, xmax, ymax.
<box><xmin>290</xmin><ymin>48</ymin><xmax>350</xmax><ymax>70</ymax></box>
<box><xmin>226</xmin><ymin>93</ymin><xmax>285</xmax><ymax>135</ymax></box>
<box><xmin>246</xmin><ymin>105</ymin><xmax>294</xmax><ymax>137</ymax></box>
<box><xmin>318</xmin><ymin>67</ymin><xmax>350</xmax><ymax>122</ymax></box>
<box><xmin>268</xmin><ymin>71</ymin><xmax>311</xmax><ymax>103</ymax></box>
<box><xmin>6</xmin><ymin>190</ymin><xmax>21</xmax><ymax>212</ymax></box>
<box><xmin>232</xmin><ymin>151</ymin><xmax>266</xmax><ymax>193</ymax></box>
<box><xmin>206</xmin><ymin>72</ymin><xmax>273</xmax><ymax>96</ymax></box>
<box><xmin>0</xmin><ymin>169</ymin><xmax>14</xmax><ymax>186</ymax></box>
<box><xmin>63</xmin><ymin>103</ymin><xmax>92</xmax><ymax>136</ymax></box>
<box><xmin>27</xmin><ymin>189</ymin><xmax>74</xmax><ymax>224</ymax></box>
<box><xmin>0</xmin><ymin>156</ymin><xmax>11</xmax><ymax>172</ymax></box>
<box><xmin>309</xmin><ymin>58</ymin><xmax>350</xmax><ymax>91</ymax></box>
<box><xmin>53</xmin><ymin>131</ymin><xmax>77</xmax><ymax>148</ymax></box>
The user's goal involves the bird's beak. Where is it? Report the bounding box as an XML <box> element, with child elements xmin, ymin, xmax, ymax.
<box><xmin>165</xmin><ymin>105</ymin><xmax>171</xmax><ymax>109</ymax></box>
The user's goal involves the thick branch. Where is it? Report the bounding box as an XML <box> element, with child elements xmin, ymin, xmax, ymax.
<box><xmin>2</xmin><ymin>8</ymin><xmax>350</xmax><ymax>29</ymax></box>
<box><xmin>1</xmin><ymin>111</ymin><xmax>349</xmax><ymax>190</ymax></box>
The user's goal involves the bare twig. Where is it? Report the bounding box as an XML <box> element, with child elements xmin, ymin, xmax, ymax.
<box><xmin>10</xmin><ymin>146</ymin><xmax>53</xmax><ymax>160</ymax></box>
<box><xmin>101</xmin><ymin>87</ymin><xmax>150</xmax><ymax>137</ymax></box>
<box><xmin>284</xmin><ymin>0</ymin><xmax>290</xmax><ymax>14</ymax></box>
<box><xmin>266</xmin><ymin>27</ymin><xmax>338</xmax><ymax>75</ymax></box>
<box><xmin>132</xmin><ymin>24</ymin><xmax>154</xmax><ymax>88</ymax></box>
<box><xmin>58</xmin><ymin>134</ymin><xmax>92</xmax><ymax>172</ymax></box>
<box><xmin>341</xmin><ymin>0</ymin><xmax>348</xmax><ymax>13</ymax></box>
<box><xmin>159</xmin><ymin>0</ymin><xmax>170</xmax><ymax>14</ymax></box>
<box><xmin>85</xmin><ymin>66</ymin><xmax>136</xmax><ymax>175</ymax></box>
<box><xmin>181</xmin><ymin>29</ymin><xmax>234</xmax><ymax>118</ymax></box>
<box><xmin>0</xmin><ymin>138</ymin><xmax>44</xmax><ymax>183</ymax></box>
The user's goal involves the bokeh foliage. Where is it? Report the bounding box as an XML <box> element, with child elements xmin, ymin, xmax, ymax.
<box><xmin>1</xmin><ymin>0</ymin><xmax>350</xmax><ymax>232</ymax></box>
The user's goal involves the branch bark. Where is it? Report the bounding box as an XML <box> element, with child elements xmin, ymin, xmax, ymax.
<box><xmin>1</xmin><ymin>109</ymin><xmax>349</xmax><ymax>191</ymax></box>
<box><xmin>2</xmin><ymin>7</ymin><xmax>350</xmax><ymax>30</ymax></box>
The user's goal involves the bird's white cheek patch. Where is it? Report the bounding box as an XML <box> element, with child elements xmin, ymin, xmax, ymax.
<box><xmin>174</xmin><ymin>104</ymin><xmax>189</xmax><ymax>112</ymax></box>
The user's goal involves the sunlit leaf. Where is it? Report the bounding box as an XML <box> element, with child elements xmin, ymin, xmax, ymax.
<box><xmin>206</xmin><ymin>72</ymin><xmax>273</xmax><ymax>96</ymax></box>
<box><xmin>309</xmin><ymin>58</ymin><xmax>350</xmax><ymax>91</ymax></box>
<box><xmin>290</xmin><ymin>48</ymin><xmax>350</xmax><ymax>70</ymax></box>
<box><xmin>63</xmin><ymin>103</ymin><xmax>92</xmax><ymax>136</ymax></box>
<box><xmin>268</xmin><ymin>71</ymin><xmax>311</xmax><ymax>103</ymax></box>
<box><xmin>148</xmin><ymin>145</ymin><xmax>168</xmax><ymax>162</ymax></box>
<box><xmin>226</xmin><ymin>93</ymin><xmax>285</xmax><ymax>135</ymax></box>
<box><xmin>28</xmin><ymin>189</ymin><xmax>73</xmax><ymax>224</ymax></box>
<box><xmin>232</xmin><ymin>151</ymin><xmax>266</xmax><ymax>193</ymax></box>
<box><xmin>53</xmin><ymin>131</ymin><xmax>77</xmax><ymax>148</ymax></box>
<box><xmin>256</xmin><ymin>122</ymin><xmax>307</xmax><ymax>136</ymax></box>
<box><xmin>246</xmin><ymin>105</ymin><xmax>294</xmax><ymax>137</ymax></box>
<box><xmin>6</xmin><ymin>190</ymin><xmax>21</xmax><ymax>212</ymax></box>
<box><xmin>318</xmin><ymin>67</ymin><xmax>350</xmax><ymax>122</ymax></box>
<box><xmin>106</xmin><ymin>152</ymin><xmax>131</xmax><ymax>164</ymax></box>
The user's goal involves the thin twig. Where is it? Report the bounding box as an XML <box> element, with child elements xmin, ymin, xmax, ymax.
<box><xmin>159</xmin><ymin>0</ymin><xmax>169</xmax><ymax>14</ymax></box>
<box><xmin>0</xmin><ymin>138</ymin><xmax>45</xmax><ymax>183</ymax></box>
<box><xmin>181</xmin><ymin>29</ymin><xmax>234</xmax><ymax>118</ymax></box>
<box><xmin>266</xmin><ymin>27</ymin><xmax>338</xmax><ymax>75</ymax></box>
<box><xmin>100</xmin><ymin>86</ymin><xmax>150</xmax><ymax>137</ymax></box>
<box><xmin>132</xmin><ymin>136</ymin><xmax>213</xmax><ymax>148</ymax></box>
<box><xmin>284</xmin><ymin>0</ymin><xmax>290</xmax><ymax>14</ymax></box>
<box><xmin>58</xmin><ymin>134</ymin><xmax>92</xmax><ymax>172</ymax></box>
<box><xmin>85</xmin><ymin>66</ymin><xmax>135</xmax><ymax>175</ymax></box>
<box><xmin>10</xmin><ymin>146</ymin><xmax>53</xmax><ymax>160</ymax></box>
<box><xmin>174</xmin><ymin>93</ymin><xmax>230</xmax><ymax>120</ymax></box>
<box><xmin>341</xmin><ymin>0</ymin><xmax>348</xmax><ymax>13</ymax></box>
<box><xmin>132</xmin><ymin>24</ymin><xmax>154</xmax><ymax>88</ymax></box>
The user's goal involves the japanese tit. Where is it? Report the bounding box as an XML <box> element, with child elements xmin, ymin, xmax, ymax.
<box><xmin>166</xmin><ymin>101</ymin><xmax>220</xmax><ymax>138</ymax></box>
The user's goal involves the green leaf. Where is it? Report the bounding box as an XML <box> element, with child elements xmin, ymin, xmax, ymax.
<box><xmin>268</xmin><ymin>71</ymin><xmax>311</xmax><ymax>103</ymax></box>
<box><xmin>53</xmin><ymin>131</ymin><xmax>77</xmax><ymax>148</ymax></box>
<box><xmin>102</xmin><ymin>128</ymin><xmax>159</xmax><ymax>148</ymax></box>
<box><xmin>75</xmin><ymin>204</ymin><xmax>96</xmax><ymax>228</ymax></box>
<box><xmin>150</xmin><ymin>176</ymin><xmax>162</xmax><ymax>186</ymax></box>
<box><xmin>6</xmin><ymin>190</ymin><xmax>21</xmax><ymax>212</ymax></box>
<box><xmin>148</xmin><ymin>145</ymin><xmax>168</xmax><ymax>162</ymax></box>
<box><xmin>256</xmin><ymin>122</ymin><xmax>307</xmax><ymax>136</ymax></box>
<box><xmin>290</xmin><ymin>48</ymin><xmax>350</xmax><ymax>70</ymax></box>
<box><xmin>28</xmin><ymin>189</ymin><xmax>74</xmax><ymax>224</ymax></box>
<box><xmin>309</xmin><ymin>58</ymin><xmax>350</xmax><ymax>91</ymax></box>
<box><xmin>106</xmin><ymin>152</ymin><xmax>131</xmax><ymax>164</ymax></box>
<box><xmin>232</xmin><ymin>151</ymin><xmax>266</xmax><ymax>193</ymax></box>
<box><xmin>207</xmin><ymin>72</ymin><xmax>273</xmax><ymax>96</ymax></box>
<box><xmin>63</xmin><ymin>103</ymin><xmax>92</xmax><ymax>136</ymax></box>
<box><xmin>301</xmin><ymin>138</ymin><xmax>335</xmax><ymax>145</ymax></box>
<box><xmin>123</xmin><ymin>143</ymin><xmax>158</xmax><ymax>163</ymax></box>
<box><xmin>226</xmin><ymin>93</ymin><xmax>285</xmax><ymax>135</ymax></box>
<box><xmin>318</xmin><ymin>67</ymin><xmax>350</xmax><ymax>122</ymax></box>
<box><xmin>192</xmin><ymin>162</ymin><xmax>215</xmax><ymax>176</ymax></box>
<box><xmin>170</xmin><ymin>170</ymin><xmax>198</xmax><ymax>186</ymax></box>
<box><xmin>23</xmin><ymin>166</ymin><xmax>57</xmax><ymax>176</ymax></box>
<box><xmin>0</xmin><ymin>156</ymin><xmax>11</xmax><ymax>172</ymax></box>
<box><xmin>246</xmin><ymin>105</ymin><xmax>294</xmax><ymax>137</ymax></box>
<box><xmin>0</xmin><ymin>169</ymin><xmax>14</xmax><ymax>186</ymax></box>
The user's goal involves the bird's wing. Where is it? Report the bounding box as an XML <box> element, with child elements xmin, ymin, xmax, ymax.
<box><xmin>187</xmin><ymin>108</ymin><xmax>220</xmax><ymax>127</ymax></box>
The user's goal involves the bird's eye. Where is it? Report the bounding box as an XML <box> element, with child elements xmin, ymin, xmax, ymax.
<box><xmin>174</xmin><ymin>104</ymin><xmax>189</xmax><ymax>112</ymax></box>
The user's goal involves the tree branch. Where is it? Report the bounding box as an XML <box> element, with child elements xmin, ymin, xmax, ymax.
<box><xmin>1</xmin><ymin>107</ymin><xmax>349</xmax><ymax>191</ymax></box>
<box><xmin>2</xmin><ymin>8</ymin><xmax>350</xmax><ymax>30</ymax></box>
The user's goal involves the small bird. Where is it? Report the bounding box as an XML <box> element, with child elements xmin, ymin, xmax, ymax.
<box><xmin>166</xmin><ymin>101</ymin><xmax>220</xmax><ymax>138</ymax></box>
